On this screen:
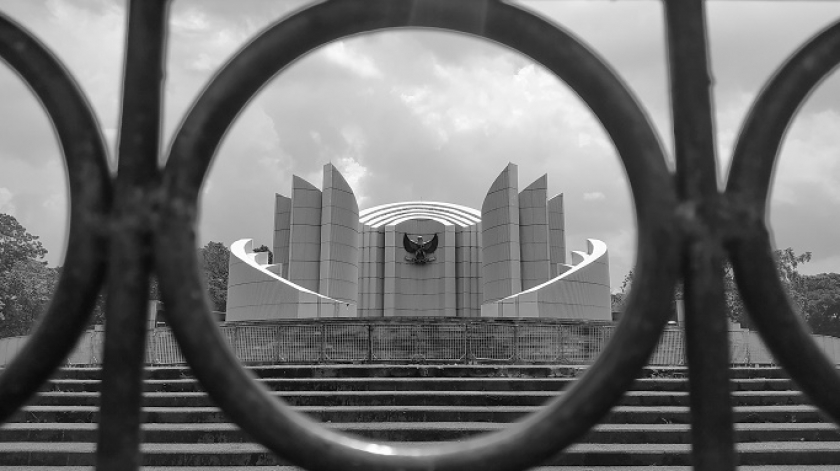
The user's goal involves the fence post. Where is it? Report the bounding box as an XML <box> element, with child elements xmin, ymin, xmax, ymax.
<box><xmin>319</xmin><ymin>321</ymin><xmax>326</xmax><ymax>363</ymax></box>
<box><xmin>413</xmin><ymin>323</ymin><xmax>421</xmax><ymax>362</ymax></box>
<box><xmin>274</xmin><ymin>324</ymin><xmax>282</xmax><ymax>363</ymax></box>
<box><xmin>513</xmin><ymin>322</ymin><xmax>520</xmax><ymax>364</ymax></box>
<box><xmin>232</xmin><ymin>326</ymin><xmax>240</xmax><ymax>361</ymax></box>
<box><xmin>93</xmin><ymin>330</ymin><xmax>101</xmax><ymax>365</ymax></box>
<box><xmin>145</xmin><ymin>328</ymin><xmax>153</xmax><ymax>366</ymax></box>
<box><xmin>367</xmin><ymin>323</ymin><xmax>373</xmax><ymax>363</ymax></box>
<box><xmin>744</xmin><ymin>330</ymin><xmax>751</xmax><ymax>365</ymax></box>
<box><xmin>466</xmin><ymin>322</ymin><xmax>474</xmax><ymax>365</ymax></box>
<box><xmin>462</xmin><ymin>320</ymin><xmax>468</xmax><ymax>365</ymax></box>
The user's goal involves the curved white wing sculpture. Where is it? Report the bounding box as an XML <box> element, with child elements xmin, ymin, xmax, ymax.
<box><xmin>226</xmin><ymin>239</ymin><xmax>356</xmax><ymax>321</ymax></box>
<box><xmin>481</xmin><ymin>239</ymin><xmax>611</xmax><ymax>320</ymax></box>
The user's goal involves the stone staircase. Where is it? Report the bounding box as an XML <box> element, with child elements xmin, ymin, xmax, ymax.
<box><xmin>1</xmin><ymin>364</ymin><xmax>839</xmax><ymax>469</ymax></box>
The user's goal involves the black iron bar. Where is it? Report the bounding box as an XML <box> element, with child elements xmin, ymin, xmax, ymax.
<box><xmin>96</xmin><ymin>1</ymin><xmax>168</xmax><ymax>469</ymax></box>
<box><xmin>6</xmin><ymin>0</ymin><xmax>840</xmax><ymax>469</ymax></box>
<box><xmin>155</xmin><ymin>1</ymin><xmax>678</xmax><ymax>469</ymax></box>
<box><xmin>0</xmin><ymin>14</ymin><xmax>111</xmax><ymax>423</ymax></box>
<box><xmin>726</xmin><ymin>20</ymin><xmax>840</xmax><ymax>424</ymax></box>
<box><xmin>664</xmin><ymin>1</ymin><xmax>736</xmax><ymax>469</ymax></box>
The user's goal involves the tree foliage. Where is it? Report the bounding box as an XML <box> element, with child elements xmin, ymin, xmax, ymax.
<box><xmin>615</xmin><ymin>247</ymin><xmax>813</xmax><ymax>326</ymax></box>
<box><xmin>611</xmin><ymin>270</ymin><xmax>633</xmax><ymax>312</ymax></box>
<box><xmin>0</xmin><ymin>214</ymin><xmax>46</xmax><ymax>272</ymax></box>
<box><xmin>253</xmin><ymin>244</ymin><xmax>273</xmax><ymax>264</ymax></box>
<box><xmin>0</xmin><ymin>217</ymin><xmax>233</xmax><ymax>335</ymax></box>
<box><xmin>0</xmin><ymin>214</ymin><xmax>56</xmax><ymax>337</ymax></box>
<box><xmin>721</xmin><ymin>248</ymin><xmax>811</xmax><ymax>325</ymax></box>
<box><xmin>801</xmin><ymin>273</ymin><xmax>840</xmax><ymax>337</ymax></box>
<box><xmin>201</xmin><ymin>241</ymin><xmax>230</xmax><ymax>312</ymax></box>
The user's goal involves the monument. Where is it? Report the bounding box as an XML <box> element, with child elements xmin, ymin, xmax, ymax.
<box><xmin>226</xmin><ymin>163</ymin><xmax>611</xmax><ymax>321</ymax></box>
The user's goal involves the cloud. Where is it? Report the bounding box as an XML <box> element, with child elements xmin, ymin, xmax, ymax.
<box><xmin>323</xmin><ymin>41</ymin><xmax>383</xmax><ymax>79</ymax></box>
<box><xmin>3</xmin><ymin>0</ymin><xmax>840</xmax><ymax>288</ymax></box>
<box><xmin>0</xmin><ymin>188</ymin><xmax>15</xmax><ymax>215</ymax></box>
<box><xmin>171</xmin><ymin>7</ymin><xmax>212</xmax><ymax>33</ymax></box>
<box><xmin>772</xmin><ymin>108</ymin><xmax>840</xmax><ymax>205</ymax></box>
<box><xmin>336</xmin><ymin>155</ymin><xmax>370</xmax><ymax>206</ymax></box>
<box><xmin>42</xmin><ymin>193</ymin><xmax>64</xmax><ymax>212</ymax></box>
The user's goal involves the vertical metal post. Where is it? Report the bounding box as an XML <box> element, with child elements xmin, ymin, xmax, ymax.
<box><xmin>466</xmin><ymin>323</ymin><xmax>473</xmax><ymax>365</ymax></box>
<box><xmin>664</xmin><ymin>1</ymin><xmax>736</xmax><ymax>469</ymax></box>
<box><xmin>745</xmin><ymin>330</ymin><xmax>751</xmax><ymax>365</ymax></box>
<box><xmin>367</xmin><ymin>323</ymin><xmax>373</xmax><ymax>363</ymax></box>
<box><xmin>96</xmin><ymin>1</ymin><xmax>168</xmax><ymax>469</ymax></box>
<box><xmin>462</xmin><ymin>320</ymin><xmax>468</xmax><ymax>364</ymax></box>
<box><xmin>232</xmin><ymin>325</ymin><xmax>240</xmax><ymax>361</ymax></box>
<box><xmin>275</xmin><ymin>324</ymin><xmax>282</xmax><ymax>363</ymax></box>
<box><xmin>513</xmin><ymin>323</ymin><xmax>519</xmax><ymax>364</ymax></box>
<box><xmin>320</xmin><ymin>321</ymin><xmax>326</xmax><ymax>363</ymax></box>
<box><xmin>89</xmin><ymin>331</ymin><xmax>96</xmax><ymax>365</ymax></box>
<box><xmin>148</xmin><ymin>328</ymin><xmax>156</xmax><ymax>365</ymax></box>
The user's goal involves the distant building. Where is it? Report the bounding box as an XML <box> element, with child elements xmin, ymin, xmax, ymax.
<box><xmin>226</xmin><ymin>163</ymin><xmax>610</xmax><ymax>321</ymax></box>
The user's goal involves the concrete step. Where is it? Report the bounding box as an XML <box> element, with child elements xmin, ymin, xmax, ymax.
<box><xmin>44</xmin><ymin>365</ymin><xmax>792</xmax><ymax>381</ymax></box>
<box><xmin>2</xmin><ymin>441</ymin><xmax>840</xmax><ymax>466</ymax></box>
<box><xmin>4</xmin><ymin>365</ymin><xmax>836</xmax><ymax>468</ymax></box>
<box><xmin>8</xmin><ymin>468</ymin><xmax>840</xmax><ymax>471</ymax></box>
<box><xmin>1</xmin><ymin>421</ymin><xmax>837</xmax><ymax>444</ymax></box>
<box><xmin>7</xmin><ymin>467</ymin><xmax>840</xmax><ymax>471</ymax></box>
<box><xmin>41</xmin><ymin>376</ymin><xmax>802</xmax><ymax>393</ymax></box>
<box><xmin>11</xmin><ymin>404</ymin><xmax>831</xmax><ymax>425</ymax></box>
<box><xmin>28</xmin><ymin>390</ymin><xmax>810</xmax><ymax>408</ymax></box>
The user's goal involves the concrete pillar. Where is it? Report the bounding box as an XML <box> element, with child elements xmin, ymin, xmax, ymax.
<box><xmin>481</xmin><ymin>163</ymin><xmax>522</xmax><ymax>304</ymax></box>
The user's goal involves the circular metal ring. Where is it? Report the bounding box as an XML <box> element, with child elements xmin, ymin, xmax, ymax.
<box><xmin>726</xmin><ymin>20</ymin><xmax>840</xmax><ymax>422</ymax></box>
<box><xmin>156</xmin><ymin>0</ymin><xmax>679</xmax><ymax>469</ymax></box>
<box><xmin>0</xmin><ymin>14</ymin><xmax>111</xmax><ymax>421</ymax></box>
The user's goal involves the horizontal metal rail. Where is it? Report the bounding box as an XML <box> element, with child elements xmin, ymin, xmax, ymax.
<box><xmin>3</xmin><ymin>319</ymin><xmax>823</xmax><ymax>368</ymax></box>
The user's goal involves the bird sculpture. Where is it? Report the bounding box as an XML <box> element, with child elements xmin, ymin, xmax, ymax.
<box><xmin>403</xmin><ymin>233</ymin><xmax>438</xmax><ymax>264</ymax></box>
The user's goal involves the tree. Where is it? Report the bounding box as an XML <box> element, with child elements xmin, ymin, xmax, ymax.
<box><xmin>774</xmin><ymin>247</ymin><xmax>812</xmax><ymax>313</ymax></box>
<box><xmin>721</xmin><ymin>248</ymin><xmax>811</xmax><ymax>325</ymax></box>
<box><xmin>611</xmin><ymin>270</ymin><xmax>634</xmax><ymax>312</ymax></box>
<box><xmin>612</xmin><ymin>268</ymin><xmax>682</xmax><ymax>321</ymax></box>
<box><xmin>253</xmin><ymin>244</ymin><xmax>273</xmax><ymax>264</ymax></box>
<box><xmin>0</xmin><ymin>259</ymin><xmax>58</xmax><ymax>336</ymax></box>
<box><xmin>200</xmin><ymin>242</ymin><xmax>230</xmax><ymax>312</ymax></box>
<box><xmin>0</xmin><ymin>214</ymin><xmax>55</xmax><ymax>337</ymax></box>
<box><xmin>800</xmin><ymin>273</ymin><xmax>840</xmax><ymax>337</ymax></box>
<box><xmin>0</xmin><ymin>213</ymin><xmax>46</xmax><ymax>273</ymax></box>
<box><xmin>616</xmin><ymin>247</ymin><xmax>811</xmax><ymax>325</ymax></box>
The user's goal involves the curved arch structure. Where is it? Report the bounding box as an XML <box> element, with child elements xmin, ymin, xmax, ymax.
<box><xmin>360</xmin><ymin>201</ymin><xmax>481</xmax><ymax>228</ymax></box>
<box><xmin>226</xmin><ymin>163</ymin><xmax>611</xmax><ymax>321</ymax></box>
<box><xmin>481</xmin><ymin>239</ymin><xmax>611</xmax><ymax>320</ymax></box>
<box><xmin>226</xmin><ymin>239</ymin><xmax>355</xmax><ymax>320</ymax></box>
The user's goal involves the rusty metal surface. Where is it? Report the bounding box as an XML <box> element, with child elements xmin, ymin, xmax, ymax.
<box><xmin>664</xmin><ymin>2</ymin><xmax>736</xmax><ymax>470</ymax></box>
<box><xmin>0</xmin><ymin>0</ymin><xmax>836</xmax><ymax>470</ymax></box>
<box><xmin>726</xmin><ymin>18</ymin><xmax>840</xmax><ymax>426</ymax></box>
<box><xmin>96</xmin><ymin>2</ymin><xmax>168</xmax><ymax>469</ymax></box>
<box><xmin>155</xmin><ymin>1</ymin><xmax>676</xmax><ymax>470</ymax></box>
<box><xmin>0</xmin><ymin>13</ymin><xmax>111</xmax><ymax>423</ymax></box>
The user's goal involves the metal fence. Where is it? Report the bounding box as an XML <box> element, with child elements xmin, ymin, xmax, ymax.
<box><xmin>4</xmin><ymin>1</ymin><xmax>840</xmax><ymax>469</ymax></box>
<box><xmin>9</xmin><ymin>318</ymin><xmax>838</xmax><ymax>367</ymax></box>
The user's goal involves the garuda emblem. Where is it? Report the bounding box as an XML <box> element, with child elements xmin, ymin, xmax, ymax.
<box><xmin>403</xmin><ymin>233</ymin><xmax>438</xmax><ymax>264</ymax></box>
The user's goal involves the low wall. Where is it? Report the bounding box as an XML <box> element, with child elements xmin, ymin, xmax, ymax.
<box><xmin>2</xmin><ymin>318</ymin><xmax>838</xmax><ymax>367</ymax></box>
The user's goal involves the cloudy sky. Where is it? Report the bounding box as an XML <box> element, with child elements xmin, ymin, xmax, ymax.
<box><xmin>2</xmin><ymin>0</ymin><xmax>840</xmax><ymax>290</ymax></box>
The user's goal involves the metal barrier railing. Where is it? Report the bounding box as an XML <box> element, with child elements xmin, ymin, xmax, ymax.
<box><xmin>3</xmin><ymin>1</ymin><xmax>840</xmax><ymax>470</ymax></box>
<box><xmin>9</xmin><ymin>319</ymin><xmax>817</xmax><ymax>368</ymax></box>
<box><xmin>134</xmin><ymin>322</ymin><xmax>772</xmax><ymax>367</ymax></box>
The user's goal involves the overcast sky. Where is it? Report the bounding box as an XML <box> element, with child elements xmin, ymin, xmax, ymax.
<box><xmin>2</xmin><ymin>0</ymin><xmax>840</xmax><ymax>290</ymax></box>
